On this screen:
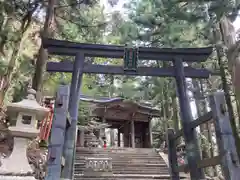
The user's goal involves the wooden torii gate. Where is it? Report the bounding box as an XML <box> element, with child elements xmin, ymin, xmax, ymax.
<box><xmin>43</xmin><ymin>38</ymin><xmax>215</xmax><ymax>180</ymax></box>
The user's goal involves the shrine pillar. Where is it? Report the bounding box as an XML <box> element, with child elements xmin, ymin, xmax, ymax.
<box><xmin>131</xmin><ymin>120</ymin><xmax>135</xmax><ymax>148</ymax></box>
<box><xmin>101</xmin><ymin>117</ymin><xmax>106</xmax><ymax>138</ymax></box>
<box><xmin>117</xmin><ymin>128</ymin><xmax>121</xmax><ymax>147</ymax></box>
<box><xmin>110</xmin><ymin>129</ymin><xmax>115</xmax><ymax>147</ymax></box>
<box><xmin>143</xmin><ymin>121</ymin><xmax>151</xmax><ymax>148</ymax></box>
<box><xmin>123</xmin><ymin>122</ymin><xmax>129</xmax><ymax>147</ymax></box>
<box><xmin>149</xmin><ymin>121</ymin><xmax>153</xmax><ymax>147</ymax></box>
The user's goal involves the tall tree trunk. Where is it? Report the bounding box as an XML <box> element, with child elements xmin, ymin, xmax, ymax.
<box><xmin>172</xmin><ymin>95</ymin><xmax>180</xmax><ymax>145</ymax></box>
<box><xmin>211</xmin><ymin>16</ymin><xmax>240</xmax><ymax>160</ymax></box>
<box><xmin>192</xmin><ymin>79</ymin><xmax>208</xmax><ymax>156</ymax></box>
<box><xmin>205</xmin><ymin>78</ymin><xmax>219</xmax><ymax>177</ymax></box>
<box><xmin>161</xmin><ymin>62</ymin><xmax>173</xmax><ymax>149</ymax></box>
<box><xmin>192</xmin><ymin>80</ymin><xmax>212</xmax><ymax>176</ymax></box>
<box><xmin>109</xmin><ymin>75</ymin><xmax>115</xmax><ymax>147</ymax></box>
<box><xmin>172</xmin><ymin>96</ymin><xmax>179</xmax><ymax>133</ymax></box>
<box><xmin>32</xmin><ymin>0</ymin><xmax>56</xmax><ymax>102</ymax></box>
<box><xmin>219</xmin><ymin>16</ymin><xmax>240</xmax><ymax>124</ymax></box>
<box><xmin>0</xmin><ymin>40</ymin><xmax>22</xmax><ymax>106</ymax></box>
<box><xmin>235</xmin><ymin>98</ymin><xmax>240</xmax><ymax>127</ymax></box>
<box><xmin>0</xmin><ymin>6</ymin><xmax>37</xmax><ymax>106</ymax></box>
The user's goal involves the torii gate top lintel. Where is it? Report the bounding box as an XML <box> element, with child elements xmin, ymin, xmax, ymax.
<box><xmin>42</xmin><ymin>38</ymin><xmax>213</xmax><ymax>62</ymax></box>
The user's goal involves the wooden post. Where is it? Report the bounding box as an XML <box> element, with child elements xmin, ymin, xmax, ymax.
<box><xmin>173</xmin><ymin>58</ymin><xmax>204</xmax><ymax>179</ymax></box>
<box><xmin>131</xmin><ymin>120</ymin><xmax>135</xmax><ymax>148</ymax></box>
<box><xmin>149</xmin><ymin>122</ymin><xmax>153</xmax><ymax>147</ymax></box>
<box><xmin>110</xmin><ymin>129</ymin><xmax>115</xmax><ymax>147</ymax></box>
<box><xmin>62</xmin><ymin>53</ymin><xmax>84</xmax><ymax>179</ymax></box>
<box><xmin>123</xmin><ymin>122</ymin><xmax>129</xmax><ymax>147</ymax></box>
<box><xmin>167</xmin><ymin>129</ymin><xmax>180</xmax><ymax>180</ymax></box>
<box><xmin>102</xmin><ymin>116</ymin><xmax>106</xmax><ymax>138</ymax></box>
<box><xmin>209</xmin><ymin>92</ymin><xmax>240</xmax><ymax>180</ymax></box>
<box><xmin>45</xmin><ymin>85</ymin><xmax>69</xmax><ymax>180</ymax></box>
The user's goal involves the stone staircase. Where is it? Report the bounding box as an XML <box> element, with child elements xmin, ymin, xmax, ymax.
<box><xmin>74</xmin><ymin>147</ymin><xmax>171</xmax><ymax>180</ymax></box>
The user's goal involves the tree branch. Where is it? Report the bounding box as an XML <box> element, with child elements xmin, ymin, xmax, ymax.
<box><xmin>55</xmin><ymin>14</ymin><xmax>107</xmax><ymax>28</ymax></box>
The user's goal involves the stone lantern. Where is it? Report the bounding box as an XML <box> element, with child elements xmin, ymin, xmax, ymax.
<box><xmin>0</xmin><ymin>89</ymin><xmax>49</xmax><ymax>178</ymax></box>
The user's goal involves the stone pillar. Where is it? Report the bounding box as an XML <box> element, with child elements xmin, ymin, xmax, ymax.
<box><xmin>101</xmin><ymin>117</ymin><xmax>106</xmax><ymax>138</ymax></box>
<box><xmin>117</xmin><ymin>129</ymin><xmax>121</xmax><ymax>147</ymax></box>
<box><xmin>131</xmin><ymin>120</ymin><xmax>135</xmax><ymax>148</ymax></box>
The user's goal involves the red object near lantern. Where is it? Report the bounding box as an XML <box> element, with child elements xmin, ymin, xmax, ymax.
<box><xmin>39</xmin><ymin>103</ymin><xmax>54</xmax><ymax>141</ymax></box>
<box><xmin>103</xmin><ymin>141</ymin><xmax>107</xmax><ymax>148</ymax></box>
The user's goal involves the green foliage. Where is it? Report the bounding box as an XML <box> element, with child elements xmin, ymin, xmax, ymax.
<box><xmin>78</xmin><ymin>102</ymin><xmax>91</xmax><ymax>125</ymax></box>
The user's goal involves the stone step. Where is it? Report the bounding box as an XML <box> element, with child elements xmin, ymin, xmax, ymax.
<box><xmin>75</xmin><ymin>170</ymin><xmax>170</xmax><ymax>175</ymax></box>
<box><xmin>75</xmin><ymin>153</ymin><xmax>161</xmax><ymax>156</ymax></box>
<box><xmin>75</xmin><ymin>160</ymin><xmax>164</xmax><ymax>164</ymax></box>
<box><xmin>74</xmin><ymin>148</ymin><xmax>170</xmax><ymax>179</ymax></box>
<box><xmin>75</xmin><ymin>169</ymin><xmax>169</xmax><ymax>173</ymax></box>
<box><xmin>76</xmin><ymin>149</ymin><xmax>157</xmax><ymax>154</ymax></box>
<box><xmin>75</xmin><ymin>155</ymin><xmax>163</xmax><ymax>159</ymax></box>
<box><xmin>75</xmin><ymin>169</ymin><xmax>169</xmax><ymax>172</ymax></box>
<box><xmin>76</xmin><ymin>150</ymin><xmax>157</xmax><ymax>153</ymax></box>
<box><xmin>75</xmin><ymin>178</ymin><xmax>171</xmax><ymax>180</ymax></box>
<box><xmin>74</xmin><ymin>168</ymin><xmax>168</xmax><ymax>172</ymax></box>
<box><xmin>74</xmin><ymin>166</ymin><xmax>169</xmax><ymax>171</ymax></box>
<box><xmin>76</xmin><ymin>158</ymin><xmax>163</xmax><ymax>161</ymax></box>
<box><xmin>75</xmin><ymin>177</ymin><xmax>171</xmax><ymax>180</ymax></box>
<box><xmin>76</xmin><ymin>147</ymin><xmax>156</xmax><ymax>151</ymax></box>
<box><xmin>74</xmin><ymin>169</ymin><xmax>169</xmax><ymax>174</ymax></box>
<box><xmin>75</xmin><ymin>153</ymin><xmax>158</xmax><ymax>157</ymax></box>
<box><xmin>75</xmin><ymin>163</ymin><xmax>167</xmax><ymax>167</ymax></box>
<box><xmin>75</xmin><ymin>150</ymin><xmax>157</xmax><ymax>153</ymax></box>
<box><xmin>74</xmin><ymin>174</ymin><xmax>171</xmax><ymax>179</ymax></box>
<box><xmin>75</xmin><ymin>159</ymin><xmax>164</xmax><ymax>162</ymax></box>
<box><xmin>76</xmin><ymin>158</ymin><xmax>161</xmax><ymax>160</ymax></box>
<box><xmin>75</xmin><ymin>155</ymin><xmax>161</xmax><ymax>158</ymax></box>
<box><xmin>76</xmin><ymin>153</ymin><xmax>159</xmax><ymax>156</ymax></box>
<box><xmin>75</xmin><ymin>161</ymin><xmax>165</xmax><ymax>166</ymax></box>
<box><xmin>75</xmin><ymin>165</ymin><xmax>168</xmax><ymax>170</ymax></box>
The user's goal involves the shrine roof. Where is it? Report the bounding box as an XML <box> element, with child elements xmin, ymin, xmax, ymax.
<box><xmin>79</xmin><ymin>95</ymin><xmax>123</xmax><ymax>104</ymax></box>
<box><xmin>80</xmin><ymin>95</ymin><xmax>160</xmax><ymax>120</ymax></box>
<box><xmin>43</xmin><ymin>95</ymin><xmax>160</xmax><ymax>121</ymax></box>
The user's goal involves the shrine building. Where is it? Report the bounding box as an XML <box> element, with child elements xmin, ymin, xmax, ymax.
<box><xmin>77</xmin><ymin>96</ymin><xmax>160</xmax><ymax>148</ymax></box>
